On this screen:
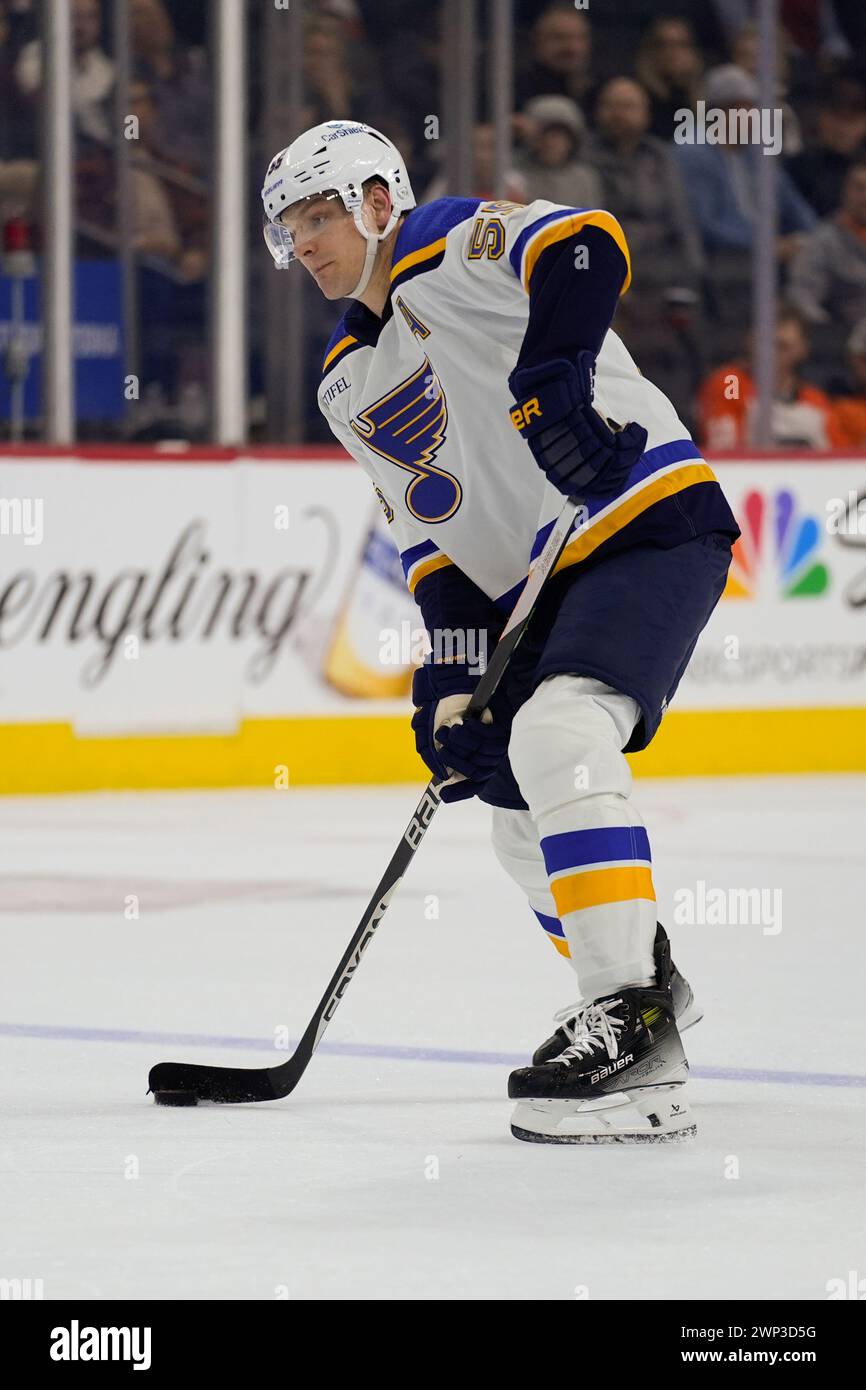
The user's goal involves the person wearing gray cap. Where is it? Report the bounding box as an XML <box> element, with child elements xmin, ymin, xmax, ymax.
<box><xmin>702</xmin><ymin>62</ymin><xmax>761</xmax><ymax>111</ymax></box>
<box><xmin>515</xmin><ymin>95</ymin><xmax>602</xmax><ymax>208</ymax></box>
<box><xmin>673</xmin><ymin>63</ymin><xmax>816</xmax><ymax>258</ymax></box>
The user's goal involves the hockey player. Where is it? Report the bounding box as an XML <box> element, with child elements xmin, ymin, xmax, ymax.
<box><xmin>262</xmin><ymin>121</ymin><xmax>740</xmax><ymax>1143</ymax></box>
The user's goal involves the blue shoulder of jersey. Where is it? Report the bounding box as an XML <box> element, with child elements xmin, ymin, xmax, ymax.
<box><xmin>389</xmin><ymin>197</ymin><xmax>483</xmax><ymax>292</ymax></box>
<box><xmin>321</xmin><ymin>198</ymin><xmax>484</xmax><ymax>377</ymax></box>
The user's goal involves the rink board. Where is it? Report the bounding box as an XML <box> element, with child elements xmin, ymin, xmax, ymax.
<box><xmin>1</xmin><ymin>448</ymin><xmax>865</xmax><ymax>792</ymax></box>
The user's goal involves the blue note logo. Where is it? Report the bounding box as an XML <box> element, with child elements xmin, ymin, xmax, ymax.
<box><xmin>351</xmin><ymin>358</ymin><xmax>461</xmax><ymax>524</ymax></box>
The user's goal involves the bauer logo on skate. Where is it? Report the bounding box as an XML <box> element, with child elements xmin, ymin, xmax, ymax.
<box><xmin>590</xmin><ymin>1054</ymin><xmax>634</xmax><ymax>1085</ymax></box>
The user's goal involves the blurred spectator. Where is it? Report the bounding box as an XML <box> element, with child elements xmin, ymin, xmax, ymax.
<box><xmin>516</xmin><ymin>0</ymin><xmax>726</xmax><ymax>68</ymax></box>
<box><xmin>730</xmin><ymin>21</ymin><xmax>802</xmax><ymax>154</ymax></box>
<box><xmin>586</xmin><ymin>76</ymin><xmax>705</xmax><ymax>420</ymax></box>
<box><xmin>353</xmin><ymin>3</ymin><xmax>441</xmax><ymax>163</ymax></box>
<box><xmin>833</xmin><ymin>0</ymin><xmax>866</xmax><ymax>53</ymax></box>
<box><xmin>72</xmin><ymin>73</ymin><xmax>208</xmax><ymax>277</ymax></box>
<box><xmin>697</xmin><ymin>308</ymin><xmax>846</xmax><ymax>449</ymax></box>
<box><xmin>312</xmin><ymin>0</ymin><xmax>364</xmax><ymax>40</ymax></box>
<box><xmin>778</xmin><ymin>0</ymin><xmax>853</xmax><ymax>64</ymax></box>
<box><xmin>302</xmin><ymin>18</ymin><xmax>351</xmax><ymax>119</ymax></box>
<box><xmin>832</xmin><ymin>319</ymin><xmax>866</xmax><ymax>447</ymax></box>
<box><xmin>587</xmin><ymin>77</ymin><xmax>703</xmax><ymax>287</ymax></box>
<box><xmin>0</xmin><ymin>0</ymin><xmax>38</xmax><ymax>159</ymax></box>
<box><xmin>673</xmin><ymin>65</ymin><xmax>816</xmax><ymax>258</ymax></box>
<box><xmin>424</xmin><ymin>124</ymin><xmax>527</xmax><ymax>204</ymax></box>
<box><xmin>711</xmin><ymin>0</ymin><xmax>852</xmax><ymax>65</ymax></box>
<box><xmin>127</xmin><ymin>79</ymin><xmax>184</xmax><ymax>264</ymax></box>
<box><xmin>787</xmin><ymin>70</ymin><xmax>866</xmax><ymax>217</ymax></box>
<box><xmin>0</xmin><ymin>2</ymin><xmax>37</xmax><ymax>222</ymax></box>
<box><xmin>130</xmin><ymin>0</ymin><xmax>209</xmax><ymax>179</ymax></box>
<box><xmin>515</xmin><ymin>2</ymin><xmax>595</xmax><ymax>110</ymax></box>
<box><xmin>15</xmin><ymin>0</ymin><xmax>114</xmax><ymax>143</ymax></box>
<box><xmin>787</xmin><ymin>161</ymin><xmax>866</xmax><ymax>331</ymax></box>
<box><xmin>635</xmin><ymin>16</ymin><xmax>704</xmax><ymax>141</ymax></box>
<box><xmin>515</xmin><ymin>96</ymin><xmax>602</xmax><ymax>207</ymax></box>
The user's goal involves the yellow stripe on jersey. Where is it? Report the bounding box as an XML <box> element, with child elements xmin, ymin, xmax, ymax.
<box><xmin>522</xmin><ymin>210</ymin><xmax>632</xmax><ymax>296</ymax></box>
<box><xmin>553</xmin><ymin>463</ymin><xmax>716</xmax><ymax>576</ymax></box>
<box><xmin>390</xmin><ymin>237</ymin><xmax>448</xmax><ymax>284</ymax></box>
<box><xmin>407</xmin><ymin>552</ymin><xmax>453</xmax><ymax>592</ymax></box>
<box><xmin>323</xmin><ymin>334</ymin><xmax>359</xmax><ymax>373</ymax></box>
<box><xmin>552</xmin><ymin>865</ymin><xmax>656</xmax><ymax>917</ymax></box>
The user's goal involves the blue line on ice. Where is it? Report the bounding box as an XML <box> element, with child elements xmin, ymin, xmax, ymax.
<box><xmin>1</xmin><ymin>1021</ymin><xmax>864</xmax><ymax>1089</ymax></box>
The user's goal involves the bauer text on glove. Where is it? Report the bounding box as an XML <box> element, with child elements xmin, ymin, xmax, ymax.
<box><xmin>508</xmin><ymin>351</ymin><xmax>647</xmax><ymax>498</ymax></box>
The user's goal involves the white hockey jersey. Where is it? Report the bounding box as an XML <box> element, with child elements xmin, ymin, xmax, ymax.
<box><xmin>319</xmin><ymin>197</ymin><xmax>736</xmax><ymax>612</ymax></box>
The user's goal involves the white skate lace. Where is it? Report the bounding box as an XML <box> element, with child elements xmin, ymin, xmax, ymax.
<box><xmin>553</xmin><ymin>998</ymin><xmax>626</xmax><ymax>1067</ymax></box>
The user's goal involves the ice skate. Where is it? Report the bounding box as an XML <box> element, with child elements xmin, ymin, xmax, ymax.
<box><xmin>530</xmin><ymin>922</ymin><xmax>701</xmax><ymax>1066</ymax></box>
<box><xmin>509</xmin><ymin>984</ymin><xmax>695</xmax><ymax>1144</ymax></box>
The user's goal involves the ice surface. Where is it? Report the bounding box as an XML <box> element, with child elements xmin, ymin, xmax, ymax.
<box><xmin>2</xmin><ymin>777</ymin><xmax>864</xmax><ymax>1300</ymax></box>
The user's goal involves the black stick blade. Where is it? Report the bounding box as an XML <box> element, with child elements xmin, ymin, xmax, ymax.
<box><xmin>148</xmin><ymin>1061</ymin><xmax>282</xmax><ymax>1105</ymax></box>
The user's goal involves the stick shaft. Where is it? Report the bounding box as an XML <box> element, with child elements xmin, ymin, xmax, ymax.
<box><xmin>148</xmin><ymin>495</ymin><xmax>583</xmax><ymax>1102</ymax></box>
<box><xmin>301</xmin><ymin>496</ymin><xmax>583</xmax><ymax>1060</ymax></box>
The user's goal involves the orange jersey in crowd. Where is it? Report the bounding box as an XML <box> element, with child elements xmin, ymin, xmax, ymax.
<box><xmin>832</xmin><ymin>396</ymin><xmax>866</xmax><ymax>448</ymax></box>
<box><xmin>698</xmin><ymin>363</ymin><xmax>848</xmax><ymax>450</ymax></box>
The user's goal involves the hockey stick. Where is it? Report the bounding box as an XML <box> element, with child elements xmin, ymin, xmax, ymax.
<box><xmin>148</xmin><ymin>495</ymin><xmax>585</xmax><ymax>1105</ymax></box>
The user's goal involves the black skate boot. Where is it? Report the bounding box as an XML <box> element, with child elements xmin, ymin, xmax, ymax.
<box><xmin>530</xmin><ymin>922</ymin><xmax>701</xmax><ymax>1066</ymax></box>
<box><xmin>509</xmin><ymin>985</ymin><xmax>694</xmax><ymax>1143</ymax></box>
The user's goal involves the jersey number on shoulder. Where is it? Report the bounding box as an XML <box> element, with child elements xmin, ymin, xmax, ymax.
<box><xmin>467</xmin><ymin>201</ymin><xmax>523</xmax><ymax>262</ymax></box>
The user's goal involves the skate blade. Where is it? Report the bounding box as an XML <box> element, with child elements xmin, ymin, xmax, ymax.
<box><xmin>510</xmin><ymin>1086</ymin><xmax>695</xmax><ymax>1145</ymax></box>
<box><xmin>511</xmin><ymin>1124</ymin><xmax>697</xmax><ymax>1145</ymax></box>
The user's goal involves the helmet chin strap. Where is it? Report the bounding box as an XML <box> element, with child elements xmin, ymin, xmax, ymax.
<box><xmin>347</xmin><ymin>205</ymin><xmax>401</xmax><ymax>301</ymax></box>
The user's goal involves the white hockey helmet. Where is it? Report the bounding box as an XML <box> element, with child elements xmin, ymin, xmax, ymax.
<box><xmin>261</xmin><ymin>120</ymin><xmax>416</xmax><ymax>298</ymax></box>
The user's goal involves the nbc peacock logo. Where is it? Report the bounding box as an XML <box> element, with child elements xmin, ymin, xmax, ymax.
<box><xmin>725</xmin><ymin>488</ymin><xmax>830</xmax><ymax>599</ymax></box>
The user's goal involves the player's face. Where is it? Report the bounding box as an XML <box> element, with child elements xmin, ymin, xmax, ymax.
<box><xmin>279</xmin><ymin>195</ymin><xmax>364</xmax><ymax>299</ymax></box>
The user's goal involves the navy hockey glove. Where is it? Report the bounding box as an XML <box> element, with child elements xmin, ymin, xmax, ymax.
<box><xmin>508</xmin><ymin>351</ymin><xmax>648</xmax><ymax>498</ymax></box>
<box><xmin>411</xmin><ymin>663</ymin><xmax>511</xmax><ymax>804</ymax></box>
